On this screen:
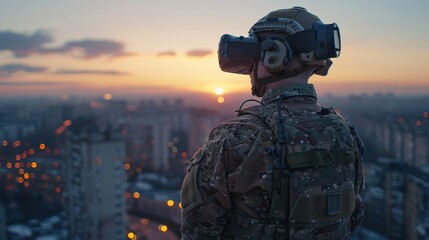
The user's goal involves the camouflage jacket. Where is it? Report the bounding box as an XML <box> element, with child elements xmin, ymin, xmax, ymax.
<box><xmin>181</xmin><ymin>83</ymin><xmax>365</xmax><ymax>240</ymax></box>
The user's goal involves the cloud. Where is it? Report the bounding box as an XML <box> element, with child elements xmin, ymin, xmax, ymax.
<box><xmin>55</xmin><ymin>69</ymin><xmax>129</xmax><ymax>75</ymax></box>
<box><xmin>42</xmin><ymin>39</ymin><xmax>136</xmax><ymax>59</ymax></box>
<box><xmin>0</xmin><ymin>63</ymin><xmax>48</xmax><ymax>77</ymax></box>
<box><xmin>186</xmin><ymin>49</ymin><xmax>213</xmax><ymax>57</ymax></box>
<box><xmin>0</xmin><ymin>30</ymin><xmax>136</xmax><ymax>59</ymax></box>
<box><xmin>0</xmin><ymin>30</ymin><xmax>53</xmax><ymax>57</ymax></box>
<box><xmin>0</xmin><ymin>81</ymin><xmax>65</xmax><ymax>86</ymax></box>
<box><xmin>157</xmin><ymin>51</ymin><xmax>176</xmax><ymax>57</ymax></box>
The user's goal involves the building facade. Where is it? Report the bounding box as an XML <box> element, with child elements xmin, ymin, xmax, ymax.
<box><xmin>359</xmin><ymin>113</ymin><xmax>429</xmax><ymax>240</ymax></box>
<box><xmin>65</xmin><ymin>120</ymin><xmax>126</xmax><ymax>240</ymax></box>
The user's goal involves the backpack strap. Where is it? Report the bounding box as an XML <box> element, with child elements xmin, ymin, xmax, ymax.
<box><xmin>238</xmin><ymin>103</ymin><xmax>291</xmax><ymax>228</ymax></box>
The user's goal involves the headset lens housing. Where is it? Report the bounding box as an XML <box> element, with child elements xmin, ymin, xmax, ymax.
<box><xmin>333</xmin><ymin>23</ymin><xmax>341</xmax><ymax>57</ymax></box>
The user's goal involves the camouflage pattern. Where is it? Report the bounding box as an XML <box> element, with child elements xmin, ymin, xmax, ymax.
<box><xmin>181</xmin><ymin>83</ymin><xmax>364</xmax><ymax>240</ymax></box>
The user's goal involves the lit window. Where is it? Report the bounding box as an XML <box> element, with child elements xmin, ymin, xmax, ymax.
<box><xmin>166</xmin><ymin>200</ymin><xmax>174</xmax><ymax>207</ymax></box>
<box><xmin>127</xmin><ymin>232</ymin><xmax>135</xmax><ymax>239</ymax></box>
<box><xmin>133</xmin><ymin>192</ymin><xmax>140</xmax><ymax>199</ymax></box>
<box><xmin>158</xmin><ymin>225</ymin><xmax>168</xmax><ymax>232</ymax></box>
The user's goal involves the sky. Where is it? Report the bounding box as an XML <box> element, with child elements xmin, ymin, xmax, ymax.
<box><xmin>1</xmin><ymin>0</ymin><xmax>429</xmax><ymax>101</ymax></box>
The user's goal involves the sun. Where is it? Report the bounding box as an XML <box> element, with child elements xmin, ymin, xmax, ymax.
<box><xmin>215</xmin><ymin>87</ymin><xmax>224</xmax><ymax>95</ymax></box>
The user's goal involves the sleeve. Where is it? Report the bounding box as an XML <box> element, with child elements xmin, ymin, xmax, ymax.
<box><xmin>180</xmin><ymin>128</ymin><xmax>232</xmax><ymax>240</ymax></box>
<box><xmin>350</xmin><ymin>128</ymin><xmax>365</xmax><ymax>232</ymax></box>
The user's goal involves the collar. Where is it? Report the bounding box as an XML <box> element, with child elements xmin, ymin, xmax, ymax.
<box><xmin>262</xmin><ymin>83</ymin><xmax>318</xmax><ymax>105</ymax></box>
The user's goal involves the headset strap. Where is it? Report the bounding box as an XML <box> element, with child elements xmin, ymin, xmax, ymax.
<box><xmin>259</xmin><ymin>65</ymin><xmax>312</xmax><ymax>85</ymax></box>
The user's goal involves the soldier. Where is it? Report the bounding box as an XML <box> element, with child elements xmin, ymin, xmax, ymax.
<box><xmin>181</xmin><ymin>6</ymin><xmax>364</xmax><ymax>240</ymax></box>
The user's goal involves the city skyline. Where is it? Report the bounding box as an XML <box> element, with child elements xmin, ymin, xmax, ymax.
<box><xmin>1</xmin><ymin>0</ymin><xmax>429</xmax><ymax>99</ymax></box>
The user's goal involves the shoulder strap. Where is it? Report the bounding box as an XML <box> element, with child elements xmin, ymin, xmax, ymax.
<box><xmin>238</xmin><ymin>102</ymin><xmax>291</xmax><ymax>227</ymax></box>
<box><xmin>328</xmin><ymin>107</ymin><xmax>365</xmax><ymax>156</ymax></box>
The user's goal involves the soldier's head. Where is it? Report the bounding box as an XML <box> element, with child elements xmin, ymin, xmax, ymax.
<box><xmin>218</xmin><ymin>6</ymin><xmax>341</xmax><ymax>97</ymax></box>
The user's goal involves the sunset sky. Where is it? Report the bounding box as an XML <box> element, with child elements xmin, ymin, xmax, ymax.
<box><xmin>1</xmin><ymin>0</ymin><xmax>429</xmax><ymax>100</ymax></box>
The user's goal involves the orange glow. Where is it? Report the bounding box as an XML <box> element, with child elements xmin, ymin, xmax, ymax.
<box><xmin>178</xmin><ymin>202</ymin><xmax>182</xmax><ymax>209</ymax></box>
<box><xmin>24</xmin><ymin>182</ymin><xmax>29</xmax><ymax>188</ymax></box>
<box><xmin>125</xmin><ymin>192</ymin><xmax>131</xmax><ymax>199</ymax></box>
<box><xmin>19</xmin><ymin>169</ymin><xmax>24</xmax><ymax>175</ymax></box>
<box><xmin>136</xmin><ymin>167</ymin><xmax>142</xmax><ymax>173</ymax></box>
<box><xmin>21</xmin><ymin>152</ymin><xmax>27</xmax><ymax>159</ymax></box>
<box><xmin>23</xmin><ymin>173</ymin><xmax>29</xmax><ymax>179</ymax></box>
<box><xmin>17</xmin><ymin>177</ymin><xmax>24</xmax><ymax>183</ymax></box>
<box><xmin>64</xmin><ymin>120</ymin><xmax>72</xmax><ymax>126</ymax></box>
<box><xmin>55</xmin><ymin>187</ymin><xmax>62</xmax><ymax>193</ymax></box>
<box><xmin>140</xmin><ymin>218</ymin><xmax>149</xmax><ymax>225</ymax></box>
<box><xmin>90</xmin><ymin>101</ymin><xmax>103</xmax><ymax>108</ymax></box>
<box><xmin>29</xmin><ymin>149</ymin><xmax>35</xmax><ymax>155</ymax></box>
<box><xmin>103</xmin><ymin>93</ymin><xmax>113</xmax><ymax>100</ymax></box>
<box><xmin>133</xmin><ymin>192</ymin><xmax>140</xmax><ymax>199</ymax></box>
<box><xmin>2</xmin><ymin>140</ymin><xmax>7</xmax><ymax>146</ymax></box>
<box><xmin>166</xmin><ymin>200</ymin><xmax>174</xmax><ymax>207</ymax></box>
<box><xmin>31</xmin><ymin>162</ymin><xmax>37</xmax><ymax>168</ymax></box>
<box><xmin>14</xmin><ymin>162</ymin><xmax>20</xmax><ymax>169</ymax></box>
<box><xmin>158</xmin><ymin>225</ymin><xmax>168</xmax><ymax>232</ymax></box>
<box><xmin>6</xmin><ymin>162</ymin><xmax>12</xmax><ymax>169</ymax></box>
<box><xmin>124</xmin><ymin>163</ymin><xmax>131</xmax><ymax>170</ymax></box>
<box><xmin>181</xmin><ymin>152</ymin><xmax>188</xmax><ymax>159</ymax></box>
<box><xmin>127</xmin><ymin>232</ymin><xmax>135</xmax><ymax>239</ymax></box>
<box><xmin>217</xmin><ymin>96</ymin><xmax>225</xmax><ymax>104</ymax></box>
<box><xmin>55</xmin><ymin>127</ymin><xmax>65</xmax><ymax>135</ymax></box>
<box><xmin>15</xmin><ymin>155</ymin><xmax>21</xmax><ymax>161</ymax></box>
<box><xmin>39</xmin><ymin>143</ymin><xmax>46</xmax><ymax>150</ymax></box>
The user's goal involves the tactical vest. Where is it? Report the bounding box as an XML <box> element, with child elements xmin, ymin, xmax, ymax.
<box><xmin>223</xmin><ymin>101</ymin><xmax>359</xmax><ymax>240</ymax></box>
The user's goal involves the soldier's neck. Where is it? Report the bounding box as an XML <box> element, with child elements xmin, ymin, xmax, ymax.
<box><xmin>265</xmin><ymin>69</ymin><xmax>312</xmax><ymax>91</ymax></box>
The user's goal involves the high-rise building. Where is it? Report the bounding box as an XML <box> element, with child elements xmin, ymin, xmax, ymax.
<box><xmin>45</xmin><ymin>104</ymin><xmax>74</xmax><ymax>129</ymax></box>
<box><xmin>65</xmin><ymin>118</ymin><xmax>126</xmax><ymax>240</ymax></box>
<box><xmin>120</xmin><ymin>99</ymin><xmax>220</xmax><ymax>173</ymax></box>
<box><xmin>0</xmin><ymin>198</ymin><xmax>6</xmax><ymax>240</ymax></box>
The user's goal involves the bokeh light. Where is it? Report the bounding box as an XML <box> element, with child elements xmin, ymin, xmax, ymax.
<box><xmin>217</xmin><ymin>96</ymin><xmax>225</xmax><ymax>104</ymax></box>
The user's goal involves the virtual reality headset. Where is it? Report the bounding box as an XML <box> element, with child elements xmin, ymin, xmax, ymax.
<box><xmin>218</xmin><ymin>21</ymin><xmax>341</xmax><ymax>75</ymax></box>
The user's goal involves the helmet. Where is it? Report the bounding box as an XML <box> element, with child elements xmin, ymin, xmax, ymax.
<box><xmin>217</xmin><ymin>6</ymin><xmax>340</xmax><ymax>96</ymax></box>
<box><xmin>249</xmin><ymin>6</ymin><xmax>331</xmax><ymax>75</ymax></box>
<box><xmin>250</xmin><ymin>7</ymin><xmax>320</xmax><ymax>36</ymax></box>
